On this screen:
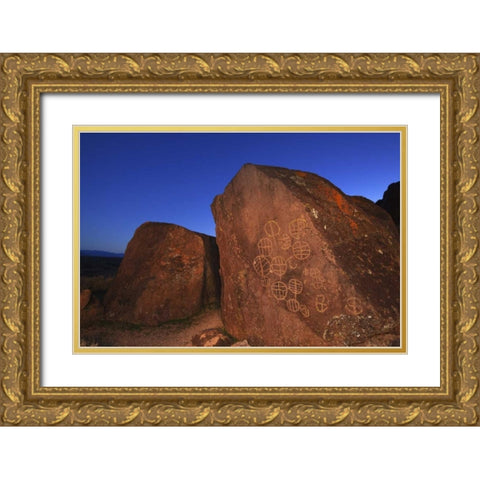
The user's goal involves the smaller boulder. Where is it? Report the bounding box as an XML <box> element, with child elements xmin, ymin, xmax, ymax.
<box><xmin>104</xmin><ymin>222</ymin><xmax>221</xmax><ymax>326</ymax></box>
<box><xmin>192</xmin><ymin>328</ymin><xmax>234</xmax><ymax>347</ymax></box>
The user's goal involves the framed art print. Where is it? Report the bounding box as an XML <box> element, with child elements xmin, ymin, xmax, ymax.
<box><xmin>0</xmin><ymin>53</ymin><xmax>478</xmax><ymax>425</ymax></box>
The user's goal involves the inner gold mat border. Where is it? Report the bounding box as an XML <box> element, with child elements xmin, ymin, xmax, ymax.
<box><xmin>73</xmin><ymin>125</ymin><xmax>407</xmax><ymax>354</ymax></box>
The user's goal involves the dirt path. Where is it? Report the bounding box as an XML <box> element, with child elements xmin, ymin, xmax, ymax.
<box><xmin>82</xmin><ymin>308</ymin><xmax>224</xmax><ymax>347</ymax></box>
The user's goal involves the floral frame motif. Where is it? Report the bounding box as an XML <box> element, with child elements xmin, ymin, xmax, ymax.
<box><xmin>0</xmin><ymin>53</ymin><xmax>478</xmax><ymax>425</ymax></box>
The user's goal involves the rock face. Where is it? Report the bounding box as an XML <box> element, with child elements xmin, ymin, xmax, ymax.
<box><xmin>211</xmin><ymin>164</ymin><xmax>400</xmax><ymax>347</ymax></box>
<box><xmin>104</xmin><ymin>222</ymin><xmax>221</xmax><ymax>326</ymax></box>
<box><xmin>376</xmin><ymin>181</ymin><xmax>400</xmax><ymax>229</ymax></box>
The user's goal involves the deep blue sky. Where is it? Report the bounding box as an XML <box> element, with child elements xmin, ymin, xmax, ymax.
<box><xmin>80</xmin><ymin>132</ymin><xmax>400</xmax><ymax>253</ymax></box>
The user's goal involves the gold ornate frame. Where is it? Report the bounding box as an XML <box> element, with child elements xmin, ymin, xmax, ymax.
<box><xmin>0</xmin><ymin>53</ymin><xmax>478</xmax><ymax>426</ymax></box>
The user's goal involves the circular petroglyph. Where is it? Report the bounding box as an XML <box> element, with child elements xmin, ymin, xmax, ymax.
<box><xmin>257</xmin><ymin>237</ymin><xmax>273</xmax><ymax>256</ymax></box>
<box><xmin>253</xmin><ymin>216</ymin><xmax>323</xmax><ymax>319</ymax></box>
<box><xmin>288</xmin><ymin>217</ymin><xmax>307</xmax><ymax>239</ymax></box>
<box><xmin>271</xmin><ymin>281</ymin><xmax>288</xmax><ymax>300</ymax></box>
<box><xmin>288</xmin><ymin>278</ymin><xmax>303</xmax><ymax>295</ymax></box>
<box><xmin>300</xmin><ymin>304</ymin><xmax>310</xmax><ymax>318</ymax></box>
<box><xmin>292</xmin><ymin>240</ymin><xmax>311</xmax><ymax>260</ymax></box>
<box><xmin>315</xmin><ymin>294</ymin><xmax>328</xmax><ymax>313</ymax></box>
<box><xmin>286</xmin><ymin>298</ymin><xmax>300</xmax><ymax>313</ymax></box>
<box><xmin>309</xmin><ymin>267</ymin><xmax>321</xmax><ymax>281</ymax></box>
<box><xmin>345</xmin><ymin>297</ymin><xmax>363</xmax><ymax>315</ymax></box>
<box><xmin>270</xmin><ymin>256</ymin><xmax>288</xmax><ymax>277</ymax></box>
<box><xmin>253</xmin><ymin>255</ymin><xmax>271</xmax><ymax>278</ymax></box>
<box><xmin>264</xmin><ymin>220</ymin><xmax>280</xmax><ymax>237</ymax></box>
<box><xmin>279</xmin><ymin>233</ymin><xmax>292</xmax><ymax>250</ymax></box>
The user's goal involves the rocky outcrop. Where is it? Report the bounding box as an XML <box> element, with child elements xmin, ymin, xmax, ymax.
<box><xmin>211</xmin><ymin>164</ymin><xmax>400</xmax><ymax>347</ymax></box>
<box><xmin>104</xmin><ymin>222</ymin><xmax>221</xmax><ymax>326</ymax></box>
<box><xmin>80</xmin><ymin>289</ymin><xmax>104</xmax><ymax>328</ymax></box>
<box><xmin>376</xmin><ymin>181</ymin><xmax>400</xmax><ymax>229</ymax></box>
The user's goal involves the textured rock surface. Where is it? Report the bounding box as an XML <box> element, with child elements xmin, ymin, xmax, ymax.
<box><xmin>376</xmin><ymin>181</ymin><xmax>400</xmax><ymax>229</ymax></box>
<box><xmin>211</xmin><ymin>164</ymin><xmax>400</xmax><ymax>347</ymax></box>
<box><xmin>104</xmin><ymin>222</ymin><xmax>221</xmax><ymax>326</ymax></box>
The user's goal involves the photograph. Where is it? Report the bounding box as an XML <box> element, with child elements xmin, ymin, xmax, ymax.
<box><xmin>78</xmin><ymin>127</ymin><xmax>404</xmax><ymax>350</ymax></box>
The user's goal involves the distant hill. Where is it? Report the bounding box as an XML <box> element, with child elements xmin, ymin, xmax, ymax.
<box><xmin>81</xmin><ymin>250</ymin><xmax>124</xmax><ymax>258</ymax></box>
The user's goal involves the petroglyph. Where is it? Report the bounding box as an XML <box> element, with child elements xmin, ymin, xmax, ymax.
<box><xmin>306</xmin><ymin>267</ymin><xmax>322</xmax><ymax>281</ymax></box>
<box><xmin>270</xmin><ymin>256</ymin><xmax>288</xmax><ymax>277</ymax></box>
<box><xmin>288</xmin><ymin>278</ymin><xmax>303</xmax><ymax>296</ymax></box>
<box><xmin>288</xmin><ymin>217</ymin><xmax>307</xmax><ymax>239</ymax></box>
<box><xmin>300</xmin><ymin>304</ymin><xmax>310</xmax><ymax>318</ymax></box>
<box><xmin>279</xmin><ymin>233</ymin><xmax>292</xmax><ymax>250</ymax></box>
<box><xmin>304</xmin><ymin>267</ymin><xmax>323</xmax><ymax>288</ymax></box>
<box><xmin>253</xmin><ymin>255</ymin><xmax>271</xmax><ymax>278</ymax></box>
<box><xmin>264</xmin><ymin>220</ymin><xmax>280</xmax><ymax>237</ymax></box>
<box><xmin>292</xmin><ymin>240</ymin><xmax>311</xmax><ymax>260</ymax></box>
<box><xmin>286</xmin><ymin>298</ymin><xmax>300</xmax><ymax>313</ymax></box>
<box><xmin>271</xmin><ymin>281</ymin><xmax>288</xmax><ymax>300</ymax></box>
<box><xmin>252</xmin><ymin>217</ymin><xmax>331</xmax><ymax>319</ymax></box>
<box><xmin>315</xmin><ymin>294</ymin><xmax>328</xmax><ymax>313</ymax></box>
<box><xmin>257</xmin><ymin>237</ymin><xmax>273</xmax><ymax>256</ymax></box>
<box><xmin>345</xmin><ymin>297</ymin><xmax>363</xmax><ymax>315</ymax></box>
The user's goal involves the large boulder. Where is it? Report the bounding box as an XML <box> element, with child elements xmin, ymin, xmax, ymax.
<box><xmin>104</xmin><ymin>222</ymin><xmax>221</xmax><ymax>326</ymax></box>
<box><xmin>211</xmin><ymin>164</ymin><xmax>400</xmax><ymax>347</ymax></box>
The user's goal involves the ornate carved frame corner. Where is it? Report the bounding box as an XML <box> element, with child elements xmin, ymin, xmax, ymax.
<box><xmin>0</xmin><ymin>53</ymin><xmax>478</xmax><ymax>425</ymax></box>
